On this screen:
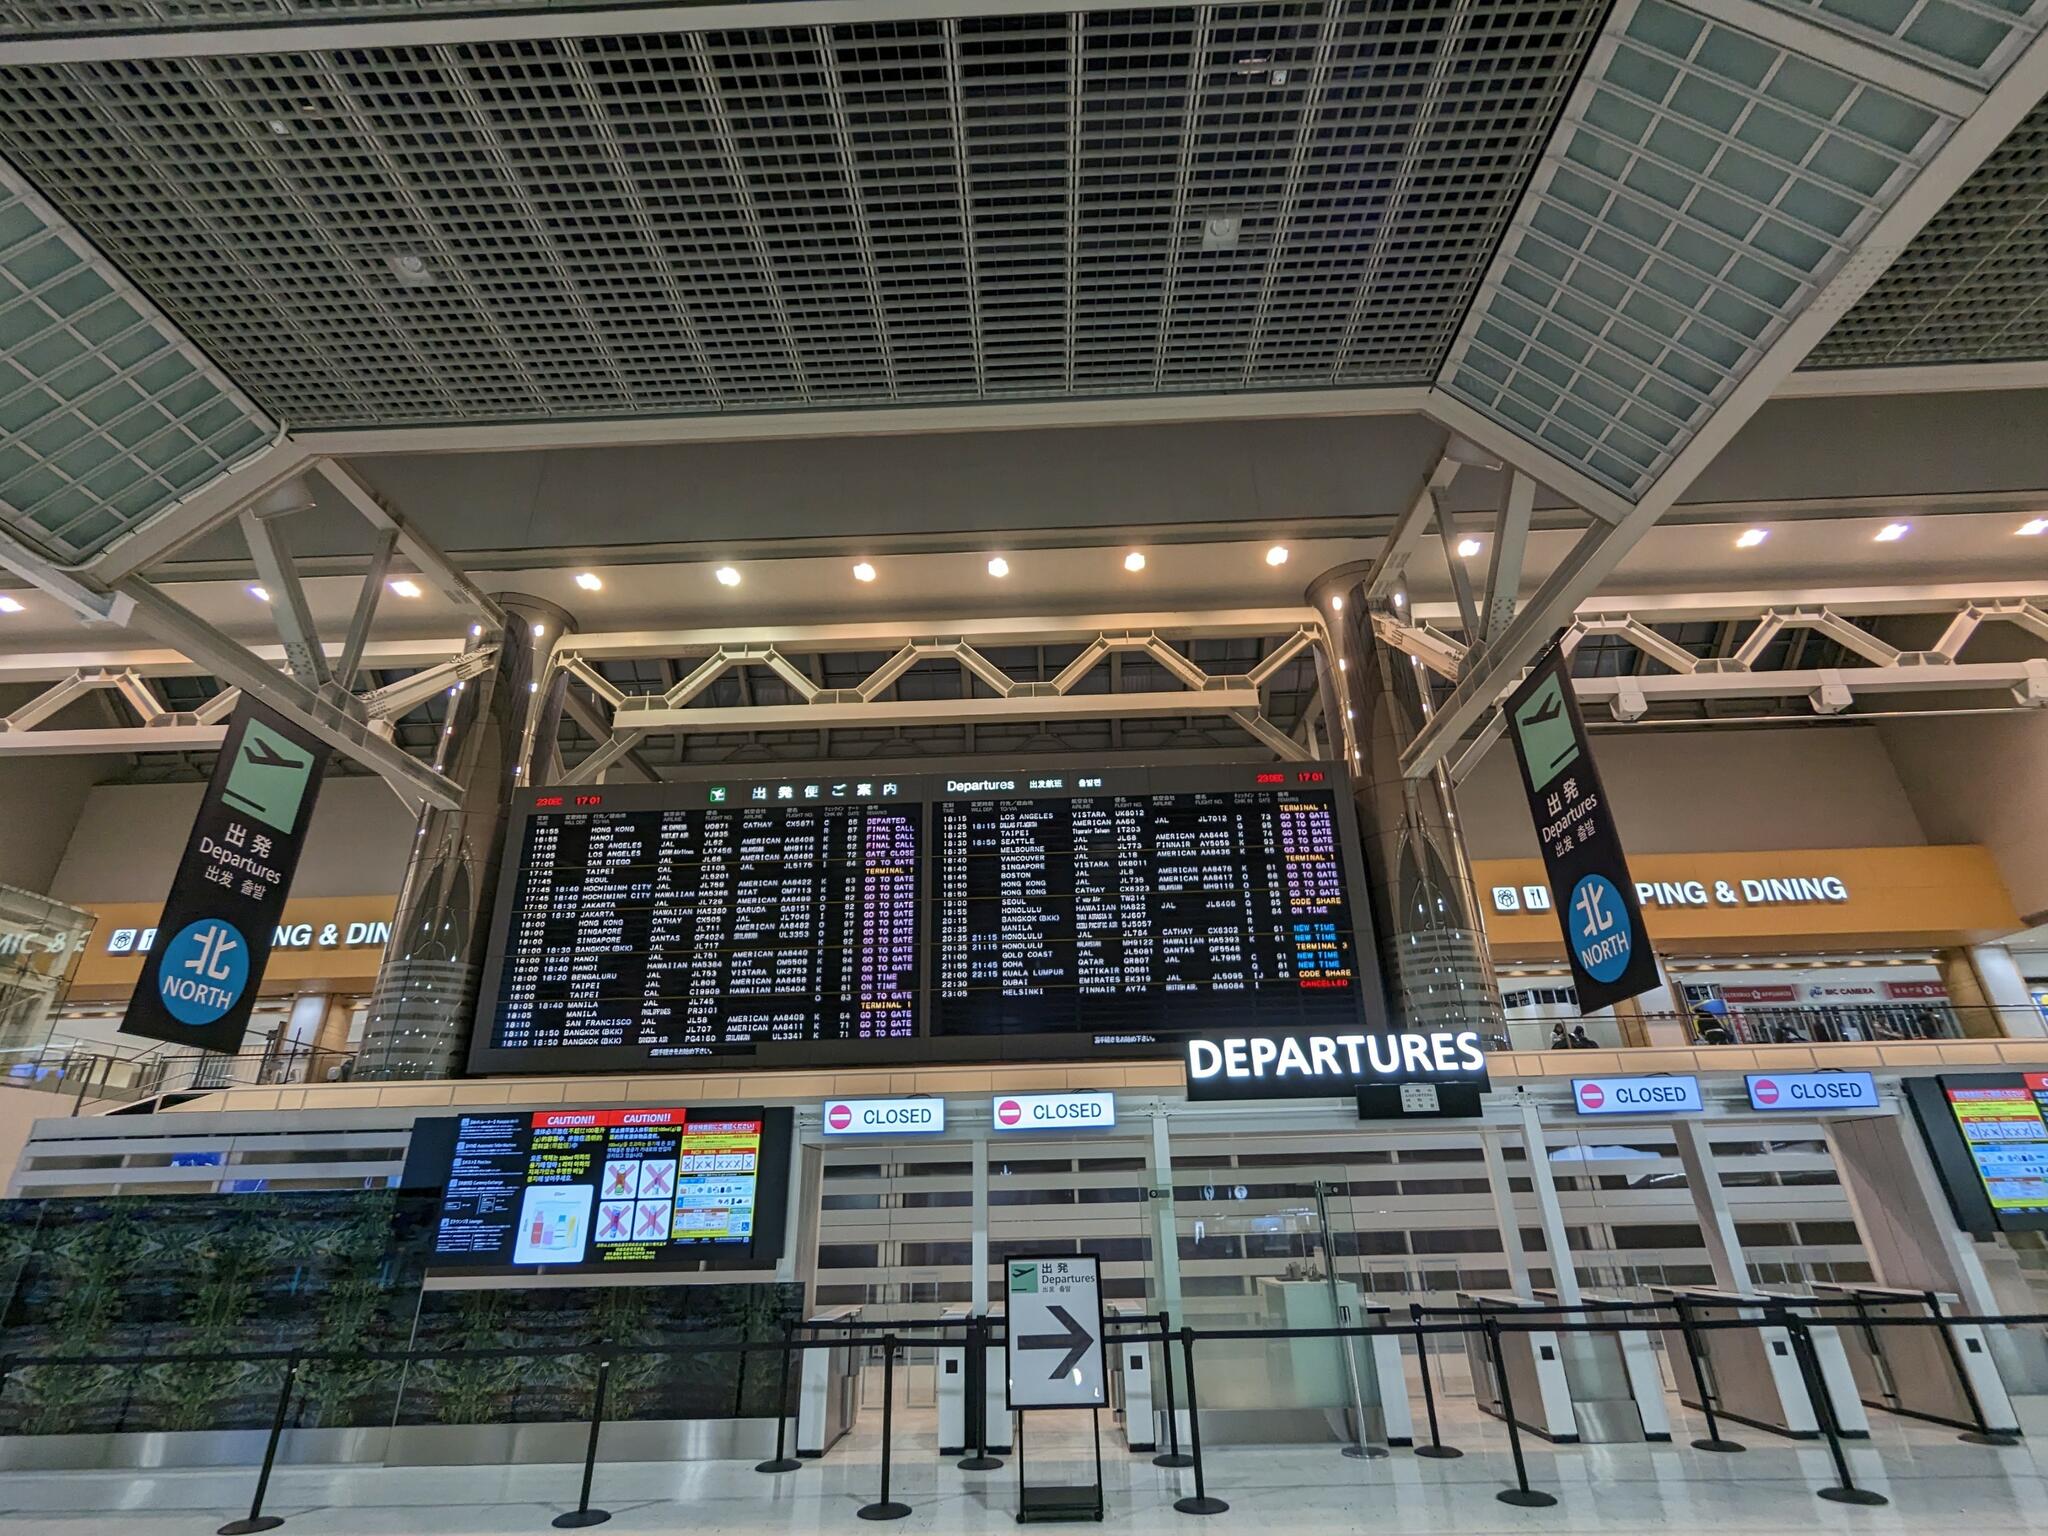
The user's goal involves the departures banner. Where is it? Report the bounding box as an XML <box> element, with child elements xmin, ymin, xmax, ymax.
<box><xmin>121</xmin><ymin>699</ymin><xmax>329</xmax><ymax>1053</ymax></box>
<box><xmin>1503</xmin><ymin>642</ymin><xmax>1659</xmax><ymax>1013</ymax></box>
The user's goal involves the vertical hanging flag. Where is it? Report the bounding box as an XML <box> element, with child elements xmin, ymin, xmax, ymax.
<box><xmin>122</xmin><ymin>699</ymin><xmax>329</xmax><ymax>1053</ymax></box>
<box><xmin>1503</xmin><ymin>644</ymin><xmax>1659</xmax><ymax>1013</ymax></box>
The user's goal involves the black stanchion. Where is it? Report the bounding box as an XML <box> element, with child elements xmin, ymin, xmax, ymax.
<box><xmin>858</xmin><ymin>1335</ymin><xmax>912</xmax><ymax>1521</ymax></box>
<box><xmin>1408</xmin><ymin>1309</ymin><xmax>1461</xmax><ymax>1460</ymax></box>
<box><xmin>756</xmin><ymin>1320</ymin><xmax>803</xmax><ymax>1474</ymax></box>
<box><xmin>958</xmin><ymin>1315</ymin><xmax>1003</xmax><ymax>1472</ymax></box>
<box><xmin>1785</xmin><ymin>1318</ymin><xmax>1886</xmax><ymax>1508</ymax></box>
<box><xmin>1151</xmin><ymin>1312</ymin><xmax>1194</xmax><ymax>1470</ymax></box>
<box><xmin>1484</xmin><ymin>1316</ymin><xmax>1556</xmax><ymax>1509</ymax></box>
<box><xmin>553</xmin><ymin>1353</ymin><xmax>614</xmax><ymax>1529</ymax></box>
<box><xmin>218</xmin><ymin>1351</ymin><xmax>299</xmax><ymax>1536</ymax></box>
<box><xmin>1673</xmin><ymin>1299</ymin><xmax>1743</xmax><ymax>1453</ymax></box>
<box><xmin>1171</xmin><ymin>1326</ymin><xmax>1228</xmax><ymax>1516</ymax></box>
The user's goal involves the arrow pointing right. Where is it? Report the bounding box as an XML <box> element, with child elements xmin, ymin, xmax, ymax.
<box><xmin>1019</xmin><ymin>1304</ymin><xmax>1092</xmax><ymax>1379</ymax></box>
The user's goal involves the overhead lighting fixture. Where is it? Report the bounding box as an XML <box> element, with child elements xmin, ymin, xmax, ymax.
<box><xmin>0</xmin><ymin>595</ymin><xmax>21</xmax><ymax>614</ymax></box>
<box><xmin>1456</xmin><ymin>537</ymin><xmax>1482</xmax><ymax>559</ymax></box>
<box><xmin>1123</xmin><ymin>551</ymin><xmax>1147</xmax><ymax>573</ymax></box>
<box><xmin>1392</xmin><ymin>591</ymin><xmax>1406</xmax><ymax>609</ymax></box>
<box><xmin>385</xmin><ymin>252</ymin><xmax>437</xmax><ymax>288</ymax></box>
<box><xmin>264</xmin><ymin>118</ymin><xmax>292</xmax><ymax>137</ymax></box>
<box><xmin>2019</xmin><ymin>518</ymin><xmax>2048</xmax><ymax>537</ymax></box>
<box><xmin>1875</xmin><ymin>522</ymin><xmax>1910</xmax><ymax>542</ymax></box>
<box><xmin>532</xmin><ymin>623</ymin><xmax>546</xmax><ymax>638</ymax></box>
<box><xmin>388</xmin><ymin>577</ymin><xmax>423</xmax><ymax>599</ymax></box>
<box><xmin>1330</xmin><ymin>595</ymin><xmax>1344</xmax><ymax>612</ymax></box>
<box><xmin>249</xmin><ymin>584</ymin><xmax>271</xmax><ymax>603</ymax></box>
<box><xmin>1201</xmin><ymin>215</ymin><xmax>1241</xmax><ymax>251</ymax></box>
<box><xmin>714</xmin><ymin>566</ymin><xmax>741</xmax><ymax>587</ymax></box>
<box><xmin>1736</xmin><ymin>528</ymin><xmax>1769</xmax><ymax>548</ymax></box>
<box><xmin>852</xmin><ymin>561</ymin><xmax>877</xmax><ymax>583</ymax></box>
<box><xmin>1264</xmin><ymin>545</ymin><xmax>1289</xmax><ymax>567</ymax></box>
<box><xmin>987</xmin><ymin>556</ymin><xmax>1010</xmax><ymax>579</ymax></box>
<box><xmin>575</xmin><ymin>572</ymin><xmax>603</xmax><ymax>592</ymax></box>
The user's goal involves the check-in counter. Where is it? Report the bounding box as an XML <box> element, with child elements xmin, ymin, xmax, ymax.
<box><xmin>1531</xmin><ymin>1290</ymin><xmax>1672</xmax><ymax>1442</ymax></box>
<box><xmin>1806</xmin><ymin>1285</ymin><xmax>2017</xmax><ymax>1436</ymax></box>
<box><xmin>936</xmin><ymin>1304</ymin><xmax>1013</xmax><ymax>1456</ymax></box>
<box><xmin>1650</xmin><ymin>1286</ymin><xmax>1846</xmax><ymax>1440</ymax></box>
<box><xmin>796</xmin><ymin>1305</ymin><xmax>864</xmax><ymax>1457</ymax></box>
<box><xmin>1457</xmin><ymin>1292</ymin><xmax>1579</xmax><ymax>1443</ymax></box>
<box><xmin>1753</xmin><ymin>1289</ymin><xmax>1872</xmax><ymax>1437</ymax></box>
<box><xmin>1357</xmin><ymin>1301</ymin><xmax>1414</xmax><ymax>1448</ymax></box>
<box><xmin>1106</xmin><ymin>1302</ymin><xmax>1157</xmax><ymax>1452</ymax></box>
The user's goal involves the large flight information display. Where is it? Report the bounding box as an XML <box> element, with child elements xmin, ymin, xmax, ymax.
<box><xmin>933</xmin><ymin>778</ymin><xmax>1363</xmax><ymax>1041</ymax></box>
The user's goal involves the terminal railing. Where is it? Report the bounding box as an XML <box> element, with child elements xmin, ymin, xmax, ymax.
<box><xmin>0</xmin><ymin>1293</ymin><xmax>2040</xmax><ymax>1531</ymax></box>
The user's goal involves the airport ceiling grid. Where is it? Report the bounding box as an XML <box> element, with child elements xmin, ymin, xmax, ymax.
<box><xmin>0</xmin><ymin>0</ymin><xmax>1610</xmax><ymax>434</ymax></box>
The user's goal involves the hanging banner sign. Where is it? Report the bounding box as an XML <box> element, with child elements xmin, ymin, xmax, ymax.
<box><xmin>121</xmin><ymin>700</ymin><xmax>329</xmax><ymax>1054</ymax></box>
<box><xmin>1504</xmin><ymin>643</ymin><xmax>1659</xmax><ymax>1013</ymax></box>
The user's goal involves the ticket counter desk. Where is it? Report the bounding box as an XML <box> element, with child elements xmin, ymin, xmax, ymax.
<box><xmin>1649</xmin><ymin>1287</ymin><xmax>1868</xmax><ymax>1440</ymax></box>
<box><xmin>796</xmin><ymin>1305</ymin><xmax>865</xmax><ymax>1458</ymax></box>
<box><xmin>937</xmin><ymin>1305</ymin><xmax>1013</xmax><ymax>1457</ymax></box>
<box><xmin>1805</xmin><ymin>1285</ymin><xmax>2017</xmax><ymax>1437</ymax></box>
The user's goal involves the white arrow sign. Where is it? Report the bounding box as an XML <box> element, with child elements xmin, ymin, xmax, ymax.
<box><xmin>1005</xmin><ymin>1253</ymin><xmax>1106</xmax><ymax>1411</ymax></box>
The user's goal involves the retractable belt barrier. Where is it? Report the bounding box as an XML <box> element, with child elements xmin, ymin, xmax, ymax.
<box><xmin>0</xmin><ymin>1301</ymin><xmax>2041</xmax><ymax>1530</ymax></box>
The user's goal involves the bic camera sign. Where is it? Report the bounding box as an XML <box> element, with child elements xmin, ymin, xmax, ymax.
<box><xmin>1495</xmin><ymin>874</ymin><xmax>1850</xmax><ymax>913</ymax></box>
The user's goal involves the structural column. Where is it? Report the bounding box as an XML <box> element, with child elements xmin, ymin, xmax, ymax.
<box><xmin>1939</xmin><ymin>944</ymin><xmax>2045</xmax><ymax>1038</ymax></box>
<box><xmin>355</xmin><ymin>595</ymin><xmax>574</xmax><ymax>1080</ymax></box>
<box><xmin>1308</xmin><ymin>563</ymin><xmax>1504</xmax><ymax>1033</ymax></box>
<box><xmin>1672</xmin><ymin>1120</ymin><xmax>1752</xmax><ymax>1293</ymax></box>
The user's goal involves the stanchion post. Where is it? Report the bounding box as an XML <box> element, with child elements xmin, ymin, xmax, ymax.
<box><xmin>217</xmin><ymin>1350</ymin><xmax>299</xmax><ymax>1535</ymax></box>
<box><xmin>1171</xmin><ymin>1326</ymin><xmax>1227</xmax><ymax>1516</ymax></box>
<box><xmin>1409</xmin><ymin>1307</ymin><xmax>1461</xmax><ymax>1460</ymax></box>
<box><xmin>756</xmin><ymin>1319</ymin><xmax>802</xmax><ymax>1474</ymax></box>
<box><xmin>1485</xmin><ymin>1317</ymin><xmax>1556</xmax><ymax>1509</ymax></box>
<box><xmin>958</xmin><ymin>1313</ymin><xmax>1002</xmax><ymax>1471</ymax></box>
<box><xmin>1152</xmin><ymin>1311</ymin><xmax>1193</xmax><ymax>1469</ymax></box>
<box><xmin>858</xmin><ymin>1334</ymin><xmax>912</xmax><ymax>1521</ymax></box>
<box><xmin>1786</xmin><ymin>1317</ymin><xmax>1886</xmax><ymax>1507</ymax></box>
<box><xmin>553</xmin><ymin>1351</ymin><xmax>614</xmax><ymax>1528</ymax></box>
<box><xmin>1674</xmin><ymin>1299</ymin><xmax>1742</xmax><ymax>1453</ymax></box>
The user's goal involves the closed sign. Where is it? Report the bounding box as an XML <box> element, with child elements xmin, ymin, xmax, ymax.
<box><xmin>1572</xmin><ymin>1075</ymin><xmax>1703</xmax><ymax>1116</ymax></box>
<box><xmin>822</xmin><ymin>1098</ymin><xmax>947</xmax><ymax>1136</ymax></box>
<box><xmin>1746</xmin><ymin>1072</ymin><xmax>1879</xmax><ymax>1112</ymax></box>
<box><xmin>992</xmin><ymin>1091</ymin><xmax>1116</xmax><ymax>1131</ymax></box>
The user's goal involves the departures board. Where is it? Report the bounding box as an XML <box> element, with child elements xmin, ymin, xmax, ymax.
<box><xmin>467</xmin><ymin>766</ymin><xmax>1386</xmax><ymax>1074</ymax></box>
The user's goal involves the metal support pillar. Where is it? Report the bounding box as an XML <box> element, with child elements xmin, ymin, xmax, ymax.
<box><xmin>1519</xmin><ymin>1100</ymin><xmax>1582</xmax><ymax>1305</ymax></box>
<box><xmin>1672</xmin><ymin>1119</ymin><xmax>1751</xmax><ymax>1292</ymax></box>
<box><xmin>1481</xmin><ymin>1130</ymin><xmax>1536</xmax><ymax>1300</ymax></box>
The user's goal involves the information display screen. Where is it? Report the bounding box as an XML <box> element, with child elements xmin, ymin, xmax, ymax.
<box><xmin>1946</xmin><ymin>1076</ymin><xmax>2048</xmax><ymax>1216</ymax></box>
<box><xmin>400</xmin><ymin>1105</ymin><xmax>793</xmax><ymax>1272</ymax></box>
<box><xmin>476</xmin><ymin>795</ymin><xmax>916</xmax><ymax>1071</ymax></box>
<box><xmin>933</xmin><ymin>782</ymin><xmax>1365</xmax><ymax>1041</ymax></box>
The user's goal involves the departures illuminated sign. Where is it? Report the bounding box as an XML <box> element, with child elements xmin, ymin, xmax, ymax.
<box><xmin>993</xmin><ymin>1091</ymin><xmax>1116</xmax><ymax>1130</ymax></box>
<box><xmin>1746</xmin><ymin>1071</ymin><xmax>1879</xmax><ymax>1112</ymax></box>
<box><xmin>822</xmin><ymin>1097</ymin><xmax>947</xmax><ymax>1136</ymax></box>
<box><xmin>1572</xmin><ymin>1074</ymin><xmax>1703</xmax><ymax>1116</ymax></box>
<box><xmin>1184</xmin><ymin>1030</ymin><xmax>1489</xmax><ymax>1102</ymax></box>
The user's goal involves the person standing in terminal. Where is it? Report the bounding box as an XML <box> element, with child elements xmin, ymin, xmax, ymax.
<box><xmin>1568</xmin><ymin>1024</ymin><xmax>1598</xmax><ymax>1049</ymax></box>
<box><xmin>1550</xmin><ymin>1021</ymin><xmax>1571</xmax><ymax>1050</ymax></box>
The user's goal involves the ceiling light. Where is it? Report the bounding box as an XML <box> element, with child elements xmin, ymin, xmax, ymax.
<box><xmin>852</xmin><ymin>561</ymin><xmax>877</xmax><ymax>583</ymax></box>
<box><xmin>388</xmin><ymin>577</ymin><xmax>423</xmax><ymax>599</ymax></box>
<box><xmin>714</xmin><ymin>566</ymin><xmax>741</xmax><ymax>587</ymax></box>
<box><xmin>1265</xmin><ymin>545</ymin><xmax>1289</xmax><ymax>567</ymax></box>
<box><xmin>1201</xmin><ymin>215</ymin><xmax>1241</xmax><ymax>251</ymax></box>
<box><xmin>1456</xmin><ymin>537</ymin><xmax>1482</xmax><ymax>559</ymax></box>
<box><xmin>532</xmin><ymin>623</ymin><xmax>546</xmax><ymax>638</ymax></box>
<box><xmin>470</xmin><ymin>623</ymin><xmax>483</xmax><ymax>638</ymax></box>
<box><xmin>575</xmin><ymin>572</ymin><xmax>603</xmax><ymax>592</ymax></box>
<box><xmin>986</xmin><ymin>556</ymin><xmax>1010</xmax><ymax>579</ymax></box>
<box><xmin>265</xmin><ymin>118</ymin><xmax>292</xmax><ymax>137</ymax></box>
<box><xmin>1123</xmin><ymin>551</ymin><xmax>1147</xmax><ymax>573</ymax></box>
<box><xmin>385</xmin><ymin>252</ymin><xmax>436</xmax><ymax>288</ymax></box>
<box><xmin>1736</xmin><ymin>528</ymin><xmax>1768</xmax><ymax>548</ymax></box>
<box><xmin>1875</xmin><ymin>522</ymin><xmax>1910</xmax><ymax>542</ymax></box>
<box><xmin>2019</xmin><ymin>518</ymin><xmax>2048</xmax><ymax>537</ymax></box>
<box><xmin>1392</xmin><ymin>591</ymin><xmax>1406</xmax><ymax>609</ymax></box>
<box><xmin>249</xmin><ymin>584</ymin><xmax>271</xmax><ymax>603</ymax></box>
<box><xmin>0</xmin><ymin>595</ymin><xmax>21</xmax><ymax>614</ymax></box>
<box><xmin>1330</xmin><ymin>595</ymin><xmax>1344</xmax><ymax>613</ymax></box>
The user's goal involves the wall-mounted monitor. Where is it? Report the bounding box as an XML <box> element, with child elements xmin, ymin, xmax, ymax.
<box><xmin>399</xmin><ymin>1105</ymin><xmax>794</xmax><ymax>1273</ymax></box>
<box><xmin>1905</xmin><ymin>1073</ymin><xmax>2048</xmax><ymax>1236</ymax></box>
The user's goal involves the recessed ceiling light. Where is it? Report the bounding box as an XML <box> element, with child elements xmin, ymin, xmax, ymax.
<box><xmin>1264</xmin><ymin>545</ymin><xmax>1290</xmax><ymax>568</ymax></box>
<box><xmin>388</xmin><ymin>577</ymin><xmax>423</xmax><ymax>599</ymax></box>
<box><xmin>385</xmin><ymin>252</ymin><xmax>436</xmax><ymax>288</ymax></box>
<box><xmin>2019</xmin><ymin>517</ymin><xmax>2048</xmax><ymax>537</ymax></box>
<box><xmin>531</xmin><ymin>623</ymin><xmax>546</xmax><ymax>638</ymax></box>
<box><xmin>1330</xmin><ymin>595</ymin><xmax>1344</xmax><ymax>612</ymax></box>
<box><xmin>1392</xmin><ymin>591</ymin><xmax>1406</xmax><ymax>609</ymax></box>
<box><xmin>1201</xmin><ymin>215</ymin><xmax>1241</xmax><ymax>250</ymax></box>
<box><xmin>1456</xmin><ymin>537</ymin><xmax>1482</xmax><ymax>559</ymax></box>
<box><xmin>1736</xmin><ymin>528</ymin><xmax>1768</xmax><ymax>548</ymax></box>
<box><xmin>852</xmin><ymin>561</ymin><xmax>877</xmax><ymax>583</ymax></box>
<box><xmin>714</xmin><ymin>566</ymin><xmax>741</xmax><ymax>587</ymax></box>
<box><xmin>0</xmin><ymin>595</ymin><xmax>21</xmax><ymax>614</ymax></box>
<box><xmin>265</xmin><ymin>118</ymin><xmax>292</xmax><ymax>137</ymax></box>
<box><xmin>1123</xmin><ymin>551</ymin><xmax>1147</xmax><ymax>573</ymax></box>
<box><xmin>1875</xmin><ymin>522</ymin><xmax>1910</xmax><ymax>542</ymax></box>
<box><xmin>249</xmin><ymin>584</ymin><xmax>271</xmax><ymax>603</ymax></box>
<box><xmin>575</xmin><ymin>572</ymin><xmax>603</xmax><ymax>592</ymax></box>
<box><xmin>986</xmin><ymin>556</ymin><xmax>1010</xmax><ymax>579</ymax></box>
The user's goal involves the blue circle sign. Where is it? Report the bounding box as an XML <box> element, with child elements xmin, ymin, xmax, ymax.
<box><xmin>1568</xmin><ymin>874</ymin><xmax>1633</xmax><ymax>984</ymax></box>
<box><xmin>157</xmin><ymin>918</ymin><xmax>251</xmax><ymax>1025</ymax></box>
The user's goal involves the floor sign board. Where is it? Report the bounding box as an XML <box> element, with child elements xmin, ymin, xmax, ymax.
<box><xmin>1005</xmin><ymin>1253</ymin><xmax>1106</xmax><ymax>1410</ymax></box>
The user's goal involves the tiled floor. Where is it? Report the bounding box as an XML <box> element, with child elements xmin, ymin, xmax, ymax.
<box><xmin>4</xmin><ymin>1401</ymin><xmax>2044</xmax><ymax>1533</ymax></box>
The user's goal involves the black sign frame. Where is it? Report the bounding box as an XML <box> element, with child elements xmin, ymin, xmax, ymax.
<box><xmin>1503</xmin><ymin>643</ymin><xmax>1659</xmax><ymax>1013</ymax></box>
<box><xmin>121</xmin><ymin>699</ymin><xmax>328</xmax><ymax>1054</ymax></box>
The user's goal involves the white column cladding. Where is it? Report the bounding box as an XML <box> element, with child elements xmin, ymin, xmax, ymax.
<box><xmin>1672</xmin><ymin>1118</ymin><xmax>1751</xmax><ymax>1293</ymax></box>
<box><xmin>1519</xmin><ymin>1099</ymin><xmax>1583</xmax><ymax>1305</ymax></box>
<box><xmin>1972</xmin><ymin>944</ymin><xmax>2045</xmax><ymax>1037</ymax></box>
<box><xmin>1149</xmin><ymin>1110</ymin><xmax>1184</xmax><ymax>1327</ymax></box>
<box><xmin>1481</xmin><ymin>1129</ymin><xmax>1536</xmax><ymax>1299</ymax></box>
<box><xmin>971</xmin><ymin>1127</ymin><xmax>990</xmax><ymax>1316</ymax></box>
